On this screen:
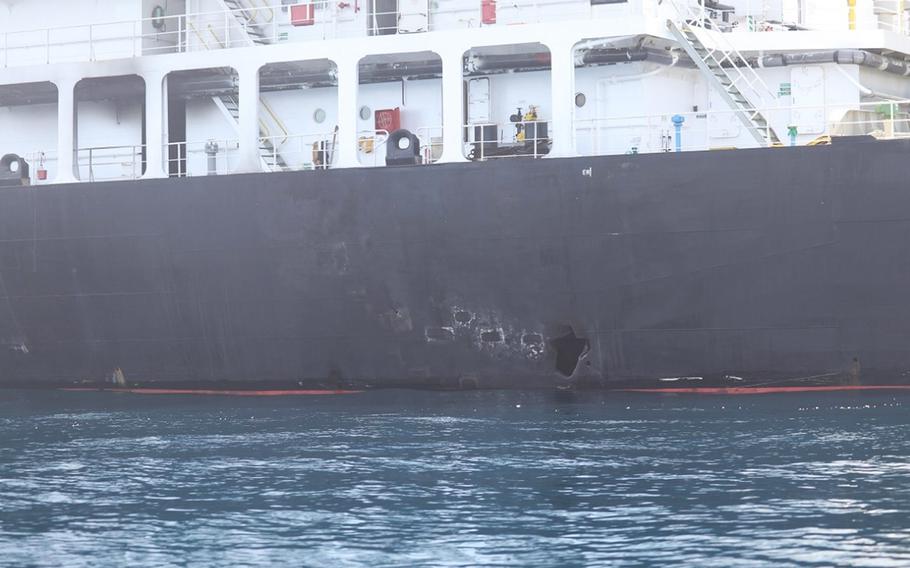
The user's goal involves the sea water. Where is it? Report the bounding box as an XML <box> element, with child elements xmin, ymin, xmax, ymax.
<box><xmin>0</xmin><ymin>390</ymin><xmax>908</xmax><ymax>567</ymax></box>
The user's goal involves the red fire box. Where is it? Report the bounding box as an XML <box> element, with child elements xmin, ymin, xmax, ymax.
<box><xmin>375</xmin><ymin>108</ymin><xmax>401</xmax><ymax>132</ymax></box>
<box><xmin>290</xmin><ymin>4</ymin><xmax>315</xmax><ymax>26</ymax></box>
<box><xmin>481</xmin><ymin>0</ymin><xmax>496</xmax><ymax>24</ymax></box>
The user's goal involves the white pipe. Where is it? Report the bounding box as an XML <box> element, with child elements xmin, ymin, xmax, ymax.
<box><xmin>834</xmin><ymin>64</ymin><xmax>905</xmax><ymax>101</ymax></box>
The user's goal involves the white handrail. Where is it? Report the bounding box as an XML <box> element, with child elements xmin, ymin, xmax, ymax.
<box><xmin>0</xmin><ymin>0</ymin><xmax>626</xmax><ymax>66</ymax></box>
<box><xmin>665</xmin><ymin>0</ymin><xmax>778</xmax><ymax>106</ymax></box>
<box><xmin>358</xmin><ymin>129</ymin><xmax>391</xmax><ymax>166</ymax></box>
<box><xmin>76</xmin><ymin>144</ymin><xmax>145</xmax><ymax>182</ymax></box>
<box><xmin>259</xmin><ymin>131</ymin><xmax>337</xmax><ymax>171</ymax></box>
<box><xmin>16</xmin><ymin>99</ymin><xmax>910</xmax><ymax>184</ymax></box>
<box><xmin>466</xmin><ymin>120</ymin><xmax>551</xmax><ymax>160</ymax></box>
<box><xmin>573</xmin><ymin>98</ymin><xmax>910</xmax><ymax>156</ymax></box>
<box><xmin>415</xmin><ymin>126</ymin><xmax>444</xmax><ymax>164</ymax></box>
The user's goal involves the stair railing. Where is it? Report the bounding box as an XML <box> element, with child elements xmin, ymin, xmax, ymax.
<box><xmin>664</xmin><ymin>0</ymin><xmax>780</xmax><ymax>144</ymax></box>
<box><xmin>244</xmin><ymin>0</ymin><xmax>276</xmax><ymax>24</ymax></box>
<box><xmin>665</xmin><ymin>0</ymin><xmax>777</xmax><ymax>105</ymax></box>
<box><xmin>220</xmin><ymin>0</ymin><xmax>276</xmax><ymax>44</ymax></box>
<box><xmin>260</xmin><ymin>98</ymin><xmax>290</xmax><ymax>146</ymax></box>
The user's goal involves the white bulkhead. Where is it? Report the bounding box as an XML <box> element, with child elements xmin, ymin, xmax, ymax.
<box><xmin>1</xmin><ymin>0</ymin><xmax>910</xmax><ymax>183</ymax></box>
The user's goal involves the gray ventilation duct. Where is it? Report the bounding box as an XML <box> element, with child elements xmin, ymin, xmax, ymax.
<box><xmin>755</xmin><ymin>50</ymin><xmax>910</xmax><ymax>76</ymax></box>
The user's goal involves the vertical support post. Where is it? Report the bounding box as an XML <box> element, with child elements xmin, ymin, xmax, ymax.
<box><xmin>848</xmin><ymin>0</ymin><xmax>857</xmax><ymax>30</ymax></box>
<box><xmin>438</xmin><ymin>46</ymin><xmax>468</xmax><ymax>164</ymax></box>
<box><xmin>225</xmin><ymin>11</ymin><xmax>232</xmax><ymax>48</ymax></box>
<box><xmin>235</xmin><ymin>64</ymin><xmax>262</xmax><ymax>173</ymax></box>
<box><xmin>334</xmin><ymin>56</ymin><xmax>361</xmax><ymax>168</ymax></box>
<box><xmin>546</xmin><ymin>37</ymin><xmax>577</xmax><ymax>159</ymax></box>
<box><xmin>143</xmin><ymin>71</ymin><xmax>168</xmax><ymax>179</ymax></box>
<box><xmin>55</xmin><ymin>77</ymin><xmax>79</xmax><ymax>184</ymax></box>
<box><xmin>901</xmin><ymin>0</ymin><xmax>906</xmax><ymax>34</ymax></box>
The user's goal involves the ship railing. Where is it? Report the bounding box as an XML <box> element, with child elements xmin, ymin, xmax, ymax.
<box><xmin>165</xmin><ymin>138</ymin><xmax>240</xmax><ymax>178</ymax></box>
<box><xmin>76</xmin><ymin>144</ymin><xmax>146</xmax><ymax>183</ymax></box>
<box><xmin>357</xmin><ymin>129</ymin><xmax>391</xmax><ymax>167</ymax></box>
<box><xmin>19</xmin><ymin>150</ymin><xmax>57</xmax><ymax>185</ymax></box>
<box><xmin>259</xmin><ymin>131</ymin><xmax>339</xmax><ymax>171</ymax></box>
<box><xmin>0</xmin><ymin>5</ymin><xmax>277</xmax><ymax>66</ymax></box>
<box><xmin>573</xmin><ymin>99</ymin><xmax>910</xmax><ymax>157</ymax></box>
<box><xmin>676</xmin><ymin>0</ymin><xmax>910</xmax><ymax>36</ymax></box>
<box><xmin>466</xmin><ymin>121</ymin><xmax>551</xmax><ymax>161</ymax></box>
<box><xmin>0</xmin><ymin>0</ymin><xmax>619</xmax><ymax>66</ymax></box>
<box><xmin>415</xmin><ymin>126</ymin><xmax>444</xmax><ymax>164</ymax></box>
<box><xmin>355</xmin><ymin>127</ymin><xmax>443</xmax><ymax>166</ymax></box>
<box><xmin>3</xmin><ymin>20</ymin><xmax>142</xmax><ymax>67</ymax></box>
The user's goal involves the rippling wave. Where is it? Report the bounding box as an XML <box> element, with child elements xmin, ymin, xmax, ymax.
<box><xmin>1</xmin><ymin>391</ymin><xmax>908</xmax><ymax>567</ymax></box>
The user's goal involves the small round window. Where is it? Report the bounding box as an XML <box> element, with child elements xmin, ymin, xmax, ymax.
<box><xmin>359</xmin><ymin>106</ymin><xmax>372</xmax><ymax>120</ymax></box>
<box><xmin>575</xmin><ymin>92</ymin><xmax>587</xmax><ymax>108</ymax></box>
<box><xmin>313</xmin><ymin>108</ymin><xmax>326</xmax><ymax>124</ymax></box>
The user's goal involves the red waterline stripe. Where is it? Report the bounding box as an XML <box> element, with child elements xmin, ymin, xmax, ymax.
<box><xmin>61</xmin><ymin>388</ymin><xmax>362</xmax><ymax>396</ymax></box>
<box><xmin>618</xmin><ymin>385</ymin><xmax>910</xmax><ymax>395</ymax></box>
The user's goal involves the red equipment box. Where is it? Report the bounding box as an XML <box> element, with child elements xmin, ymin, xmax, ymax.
<box><xmin>375</xmin><ymin>108</ymin><xmax>401</xmax><ymax>132</ymax></box>
<box><xmin>482</xmin><ymin>0</ymin><xmax>496</xmax><ymax>24</ymax></box>
<box><xmin>290</xmin><ymin>4</ymin><xmax>315</xmax><ymax>26</ymax></box>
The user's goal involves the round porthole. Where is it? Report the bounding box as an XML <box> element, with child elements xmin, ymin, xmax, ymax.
<box><xmin>575</xmin><ymin>92</ymin><xmax>587</xmax><ymax>108</ymax></box>
<box><xmin>8</xmin><ymin>160</ymin><xmax>18</xmax><ymax>173</ymax></box>
<box><xmin>397</xmin><ymin>136</ymin><xmax>411</xmax><ymax>150</ymax></box>
<box><xmin>359</xmin><ymin>105</ymin><xmax>372</xmax><ymax>120</ymax></box>
<box><xmin>313</xmin><ymin>108</ymin><xmax>326</xmax><ymax>123</ymax></box>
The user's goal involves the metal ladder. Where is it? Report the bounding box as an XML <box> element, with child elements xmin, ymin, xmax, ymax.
<box><xmin>219</xmin><ymin>0</ymin><xmax>276</xmax><ymax>46</ymax></box>
<box><xmin>193</xmin><ymin>3</ymin><xmax>290</xmax><ymax>171</ymax></box>
<box><xmin>216</xmin><ymin>94</ymin><xmax>291</xmax><ymax>171</ymax></box>
<box><xmin>665</xmin><ymin>1</ymin><xmax>781</xmax><ymax>146</ymax></box>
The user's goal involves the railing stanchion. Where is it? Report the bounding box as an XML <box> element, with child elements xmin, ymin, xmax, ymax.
<box><xmin>225</xmin><ymin>11</ymin><xmax>231</xmax><ymax>48</ymax></box>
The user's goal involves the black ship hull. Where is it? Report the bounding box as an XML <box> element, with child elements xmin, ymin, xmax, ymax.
<box><xmin>2</xmin><ymin>136</ymin><xmax>910</xmax><ymax>391</ymax></box>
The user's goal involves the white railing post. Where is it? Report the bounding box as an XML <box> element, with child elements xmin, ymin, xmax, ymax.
<box><xmin>180</xmin><ymin>15</ymin><xmax>187</xmax><ymax>52</ymax></box>
<box><xmin>438</xmin><ymin>46</ymin><xmax>469</xmax><ymax>164</ymax></box>
<box><xmin>234</xmin><ymin>63</ymin><xmax>264</xmax><ymax>173</ymax></box>
<box><xmin>142</xmin><ymin>71</ymin><xmax>168</xmax><ymax>179</ymax></box>
<box><xmin>545</xmin><ymin>36</ymin><xmax>577</xmax><ymax>158</ymax></box>
<box><xmin>224</xmin><ymin>10</ymin><xmax>232</xmax><ymax>48</ymax></box>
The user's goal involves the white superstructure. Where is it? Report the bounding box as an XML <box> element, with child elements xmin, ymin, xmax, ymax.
<box><xmin>1</xmin><ymin>0</ymin><xmax>910</xmax><ymax>183</ymax></box>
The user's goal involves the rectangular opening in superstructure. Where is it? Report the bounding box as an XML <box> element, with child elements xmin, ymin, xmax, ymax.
<box><xmin>0</xmin><ymin>82</ymin><xmax>59</xmax><ymax>186</ymax></box>
<box><xmin>166</xmin><ymin>67</ymin><xmax>240</xmax><ymax>177</ymax></box>
<box><xmin>258</xmin><ymin>60</ymin><xmax>339</xmax><ymax>172</ymax></box>
<box><xmin>357</xmin><ymin>52</ymin><xmax>442</xmax><ymax>167</ymax></box>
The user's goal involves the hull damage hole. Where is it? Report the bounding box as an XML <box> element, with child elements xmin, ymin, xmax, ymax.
<box><xmin>522</xmin><ymin>333</ymin><xmax>543</xmax><ymax>346</ymax></box>
<box><xmin>454</xmin><ymin>311</ymin><xmax>473</xmax><ymax>324</ymax></box>
<box><xmin>550</xmin><ymin>330</ymin><xmax>589</xmax><ymax>377</ymax></box>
